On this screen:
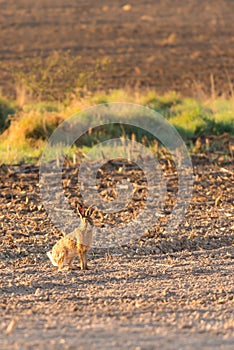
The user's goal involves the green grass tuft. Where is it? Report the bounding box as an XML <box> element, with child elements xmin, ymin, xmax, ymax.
<box><xmin>0</xmin><ymin>96</ymin><xmax>17</xmax><ymax>132</ymax></box>
<box><xmin>0</xmin><ymin>90</ymin><xmax>233</xmax><ymax>164</ymax></box>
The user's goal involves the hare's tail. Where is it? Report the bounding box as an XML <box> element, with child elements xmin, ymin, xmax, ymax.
<box><xmin>47</xmin><ymin>251</ymin><xmax>58</xmax><ymax>267</ymax></box>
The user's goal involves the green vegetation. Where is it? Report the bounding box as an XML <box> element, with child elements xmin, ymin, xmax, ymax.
<box><xmin>0</xmin><ymin>96</ymin><xmax>16</xmax><ymax>132</ymax></box>
<box><xmin>0</xmin><ymin>50</ymin><xmax>233</xmax><ymax>164</ymax></box>
<box><xmin>0</xmin><ymin>89</ymin><xmax>233</xmax><ymax>164</ymax></box>
<box><xmin>0</xmin><ymin>52</ymin><xmax>233</xmax><ymax>164</ymax></box>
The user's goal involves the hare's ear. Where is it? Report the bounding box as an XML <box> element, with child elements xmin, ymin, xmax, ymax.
<box><xmin>85</xmin><ymin>206</ymin><xmax>93</xmax><ymax>217</ymax></box>
<box><xmin>77</xmin><ymin>205</ymin><xmax>84</xmax><ymax>217</ymax></box>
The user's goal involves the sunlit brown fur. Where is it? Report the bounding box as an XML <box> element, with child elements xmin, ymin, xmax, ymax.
<box><xmin>47</xmin><ymin>207</ymin><xmax>93</xmax><ymax>271</ymax></box>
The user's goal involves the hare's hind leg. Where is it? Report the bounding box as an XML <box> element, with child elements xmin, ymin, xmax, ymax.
<box><xmin>58</xmin><ymin>261</ymin><xmax>65</xmax><ymax>271</ymax></box>
<box><xmin>67</xmin><ymin>256</ymin><xmax>75</xmax><ymax>270</ymax></box>
<box><xmin>56</xmin><ymin>247</ymin><xmax>70</xmax><ymax>271</ymax></box>
<box><xmin>57</xmin><ymin>254</ymin><xmax>65</xmax><ymax>271</ymax></box>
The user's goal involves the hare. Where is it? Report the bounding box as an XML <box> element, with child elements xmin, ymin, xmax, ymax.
<box><xmin>47</xmin><ymin>206</ymin><xmax>93</xmax><ymax>271</ymax></box>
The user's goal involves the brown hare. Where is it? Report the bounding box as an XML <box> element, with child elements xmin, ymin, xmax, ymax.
<box><xmin>47</xmin><ymin>206</ymin><xmax>93</xmax><ymax>271</ymax></box>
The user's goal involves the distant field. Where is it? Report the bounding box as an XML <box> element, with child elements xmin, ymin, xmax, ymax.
<box><xmin>0</xmin><ymin>0</ymin><xmax>234</xmax><ymax>97</ymax></box>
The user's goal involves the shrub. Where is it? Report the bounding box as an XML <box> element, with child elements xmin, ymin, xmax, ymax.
<box><xmin>0</xmin><ymin>97</ymin><xmax>16</xmax><ymax>133</ymax></box>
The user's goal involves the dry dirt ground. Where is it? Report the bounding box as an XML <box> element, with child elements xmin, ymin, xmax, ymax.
<box><xmin>0</xmin><ymin>0</ymin><xmax>234</xmax><ymax>96</ymax></box>
<box><xmin>0</xmin><ymin>153</ymin><xmax>233</xmax><ymax>349</ymax></box>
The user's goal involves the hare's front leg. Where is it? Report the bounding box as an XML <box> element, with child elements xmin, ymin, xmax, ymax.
<box><xmin>78</xmin><ymin>248</ymin><xmax>88</xmax><ymax>270</ymax></box>
<box><xmin>82</xmin><ymin>249</ymin><xmax>88</xmax><ymax>270</ymax></box>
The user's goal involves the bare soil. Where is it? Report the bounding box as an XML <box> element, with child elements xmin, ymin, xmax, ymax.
<box><xmin>0</xmin><ymin>0</ymin><xmax>234</xmax><ymax>97</ymax></box>
<box><xmin>0</xmin><ymin>152</ymin><xmax>233</xmax><ymax>349</ymax></box>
